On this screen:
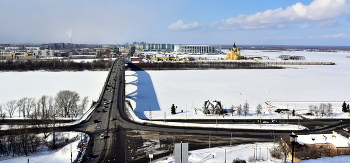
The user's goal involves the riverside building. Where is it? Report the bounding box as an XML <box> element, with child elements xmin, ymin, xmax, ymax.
<box><xmin>174</xmin><ymin>45</ymin><xmax>221</xmax><ymax>54</ymax></box>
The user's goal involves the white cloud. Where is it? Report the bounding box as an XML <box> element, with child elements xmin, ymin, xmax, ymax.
<box><xmin>168</xmin><ymin>0</ymin><xmax>350</xmax><ymax>31</ymax></box>
<box><xmin>279</xmin><ymin>36</ymin><xmax>301</xmax><ymax>39</ymax></box>
<box><xmin>323</xmin><ymin>33</ymin><xmax>347</xmax><ymax>38</ymax></box>
<box><xmin>300</xmin><ymin>23</ymin><xmax>310</xmax><ymax>28</ymax></box>
<box><xmin>209</xmin><ymin>21</ymin><xmax>219</xmax><ymax>26</ymax></box>
<box><xmin>317</xmin><ymin>19</ymin><xmax>341</xmax><ymax>27</ymax></box>
<box><xmin>168</xmin><ymin>20</ymin><xmax>202</xmax><ymax>31</ymax></box>
<box><xmin>221</xmin><ymin>0</ymin><xmax>350</xmax><ymax>30</ymax></box>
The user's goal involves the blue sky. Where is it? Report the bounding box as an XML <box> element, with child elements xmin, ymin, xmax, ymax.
<box><xmin>0</xmin><ymin>0</ymin><xmax>349</xmax><ymax>46</ymax></box>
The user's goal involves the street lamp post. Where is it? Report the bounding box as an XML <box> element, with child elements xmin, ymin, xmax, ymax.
<box><xmin>289</xmin><ymin>134</ymin><xmax>298</xmax><ymax>163</ymax></box>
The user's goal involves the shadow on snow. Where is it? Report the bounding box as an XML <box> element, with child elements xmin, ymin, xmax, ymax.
<box><xmin>126</xmin><ymin>70</ymin><xmax>161</xmax><ymax>120</ymax></box>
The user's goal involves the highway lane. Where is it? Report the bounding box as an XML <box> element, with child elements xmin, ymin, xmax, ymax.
<box><xmin>82</xmin><ymin>59</ymin><xmax>124</xmax><ymax>163</ymax></box>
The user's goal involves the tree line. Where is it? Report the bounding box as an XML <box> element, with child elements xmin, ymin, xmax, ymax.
<box><xmin>0</xmin><ymin>90</ymin><xmax>89</xmax><ymax>119</ymax></box>
<box><xmin>0</xmin><ymin>131</ymin><xmax>41</xmax><ymax>157</ymax></box>
<box><xmin>227</xmin><ymin>101</ymin><xmax>252</xmax><ymax>116</ymax></box>
<box><xmin>0</xmin><ymin>59</ymin><xmax>113</xmax><ymax>71</ymax></box>
<box><xmin>128</xmin><ymin>62</ymin><xmax>283</xmax><ymax>70</ymax></box>
<box><xmin>0</xmin><ymin>90</ymin><xmax>88</xmax><ymax>157</ymax></box>
<box><xmin>308</xmin><ymin>103</ymin><xmax>333</xmax><ymax>117</ymax></box>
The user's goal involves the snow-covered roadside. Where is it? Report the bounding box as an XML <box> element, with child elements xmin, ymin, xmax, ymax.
<box><xmin>156</xmin><ymin>142</ymin><xmax>277</xmax><ymax>163</ymax></box>
<box><xmin>125</xmin><ymin>102</ymin><xmax>306</xmax><ymax>131</ymax></box>
<box><xmin>0</xmin><ymin>103</ymin><xmax>98</xmax><ymax>130</ymax></box>
<box><xmin>154</xmin><ymin>142</ymin><xmax>350</xmax><ymax>163</ymax></box>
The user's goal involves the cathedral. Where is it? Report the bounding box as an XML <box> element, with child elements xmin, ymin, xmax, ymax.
<box><xmin>226</xmin><ymin>42</ymin><xmax>241</xmax><ymax>60</ymax></box>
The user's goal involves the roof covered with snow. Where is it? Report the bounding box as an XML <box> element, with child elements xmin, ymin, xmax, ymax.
<box><xmin>297</xmin><ymin>133</ymin><xmax>350</xmax><ymax>148</ymax></box>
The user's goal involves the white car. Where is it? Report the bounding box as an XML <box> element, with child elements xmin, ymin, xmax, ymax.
<box><xmin>100</xmin><ymin>134</ymin><xmax>105</xmax><ymax>139</ymax></box>
<box><xmin>343</xmin><ymin>128</ymin><xmax>349</xmax><ymax>132</ymax></box>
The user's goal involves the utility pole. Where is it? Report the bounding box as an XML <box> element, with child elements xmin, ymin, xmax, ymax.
<box><xmin>267</xmin><ymin>147</ymin><xmax>268</xmax><ymax>163</ymax></box>
<box><xmin>164</xmin><ymin>112</ymin><xmax>166</xmax><ymax>123</ymax></box>
<box><xmin>256</xmin><ymin>142</ymin><xmax>257</xmax><ymax>162</ymax></box>
<box><xmin>260</xmin><ymin>115</ymin><xmax>262</xmax><ymax>128</ymax></box>
<box><xmin>260</xmin><ymin>148</ymin><xmax>261</xmax><ymax>159</ymax></box>
<box><xmin>149</xmin><ymin>105</ymin><xmax>152</xmax><ymax>122</ymax></box>
<box><xmin>253</xmin><ymin>148</ymin><xmax>255</xmax><ymax>163</ymax></box>
<box><xmin>209</xmin><ymin>133</ymin><xmax>211</xmax><ymax>149</ymax></box>
<box><xmin>230</xmin><ymin>132</ymin><xmax>232</xmax><ymax>148</ymax></box>
<box><xmin>186</xmin><ymin>104</ymin><xmax>187</xmax><ymax>118</ymax></box>
<box><xmin>287</xmin><ymin>104</ymin><xmax>289</xmax><ymax>124</ymax></box>
<box><xmin>70</xmin><ymin>143</ymin><xmax>72</xmax><ymax>163</ymax></box>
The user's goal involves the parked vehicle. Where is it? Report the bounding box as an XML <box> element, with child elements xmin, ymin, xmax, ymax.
<box><xmin>275</xmin><ymin>109</ymin><xmax>290</xmax><ymax>113</ymax></box>
<box><xmin>272</xmin><ymin>120</ymin><xmax>279</xmax><ymax>124</ymax></box>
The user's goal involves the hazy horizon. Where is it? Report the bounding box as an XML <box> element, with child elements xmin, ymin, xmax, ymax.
<box><xmin>1</xmin><ymin>0</ymin><xmax>349</xmax><ymax>46</ymax></box>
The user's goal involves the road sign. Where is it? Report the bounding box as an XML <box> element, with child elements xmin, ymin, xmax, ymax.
<box><xmin>149</xmin><ymin>154</ymin><xmax>153</xmax><ymax>159</ymax></box>
<box><xmin>175</xmin><ymin>142</ymin><xmax>188</xmax><ymax>163</ymax></box>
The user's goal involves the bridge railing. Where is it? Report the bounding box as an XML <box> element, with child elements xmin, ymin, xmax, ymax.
<box><xmin>96</xmin><ymin>59</ymin><xmax>117</xmax><ymax>105</ymax></box>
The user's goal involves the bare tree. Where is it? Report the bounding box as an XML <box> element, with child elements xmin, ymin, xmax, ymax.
<box><xmin>0</xmin><ymin>104</ymin><xmax>5</xmax><ymax>128</ymax></box>
<box><xmin>26</xmin><ymin>98</ymin><xmax>36</xmax><ymax>117</ymax></box>
<box><xmin>17</xmin><ymin>97</ymin><xmax>28</xmax><ymax>118</ymax></box>
<box><xmin>230</xmin><ymin>105</ymin><xmax>234</xmax><ymax>116</ymax></box>
<box><xmin>243</xmin><ymin>101</ymin><xmax>249</xmax><ymax>116</ymax></box>
<box><xmin>5</xmin><ymin>100</ymin><xmax>17</xmax><ymax>118</ymax></box>
<box><xmin>319</xmin><ymin>103</ymin><xmax>327</xmax><ymax>117</ymax></box>
<box><xmin>236</xmin><ymin>104</ymin><xmax>242</xmax><ymax>116</ymax></box>
<box><xmin>279</xmin><ymin>135</ymin><xmax>293</xmax><ymax>163</ymax></box>
<box><xmin>308</xmin><ymin>105</ymin><xmax>314</xmax><ymax>115</ymax></box>
<box><xmin>37</xmin><ymin>95</ymin><xmax>51</xmax><ymax>118</ymax></box>
<box><xmin>256</xmin><ymin>104</ymin><xmax>262</xmax><ymax>116</ymax></box>
<box><xmin>55</xmin><ymin>90</ymin><xmax>80</xmax><ymax>118</ymax></box>
<box><xmin>47</xmin><ymin>97</ymin><xmax>55</xmax><ymax>117</ymax></box>
<box><xmin>80</xmin><ymin>96</ymin><xmax>89</xmax><ymax>115</ymax></box>
<box><xmin>313</xmin><ymin>105</ymin><xmax>319</xmax><ymax>117</ymax></box>
<box><xmin>326</xmin><ymin>103</ymin><xmax>333</xmax><ymax>117</ymax></box>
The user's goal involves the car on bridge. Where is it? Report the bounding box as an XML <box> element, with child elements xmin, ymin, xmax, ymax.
<box><xmin>87</xmin><ymin>153</ymin><xmax>94</xmax><ymax>159</ymax></box>
<box><xmin>263</xmin><ymin>120</ymin><xmax>269</xmax><ymax>124</ymax></box>
<box><xmin>93</xmin><ymin>119</ymin><xmax>99</xmax><ymax>123</ymax></box>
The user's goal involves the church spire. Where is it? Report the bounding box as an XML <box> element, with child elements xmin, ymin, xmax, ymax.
<box><xmin>233</xmin><ymin>42</ymin><xmax>236</xmax><ymax>48</ymax></box>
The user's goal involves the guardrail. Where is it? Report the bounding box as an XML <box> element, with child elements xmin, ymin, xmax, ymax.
<box><xmin>262</xmin><ymin>62</ymin><xmax>335</xmax><ymax>65</ymax></box>
<box><xmin>97</xmin><ymin>60</ymin><xmax>117</xmax><ymax>104</ymax></box>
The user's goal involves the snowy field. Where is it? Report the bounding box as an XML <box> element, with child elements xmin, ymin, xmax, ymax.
<box><xmin>0</xmin><ymin>71</ymin><xmax>109</xmax><ymax>118</ymax></box>
<box><xmin>125</xmin><ymin>50</ymin><xmax>350</xmax><ymax>121</ymax></box>
<box><xmin>155</xmin><ymin>142</ymin><xmax>350</xmax><ymax>163</ymax></box>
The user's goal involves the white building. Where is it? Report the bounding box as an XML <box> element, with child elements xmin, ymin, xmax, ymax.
<box><xmin>174</xmin><ymin>45</ymin><xmax>221</xmax><ymax>54</ymax></box>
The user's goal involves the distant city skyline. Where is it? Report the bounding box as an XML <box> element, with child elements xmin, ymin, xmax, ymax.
<box><xmin>0</xmin><ymin>0</ymin><xmax>350</xmax><ymax>46</ymax></box>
